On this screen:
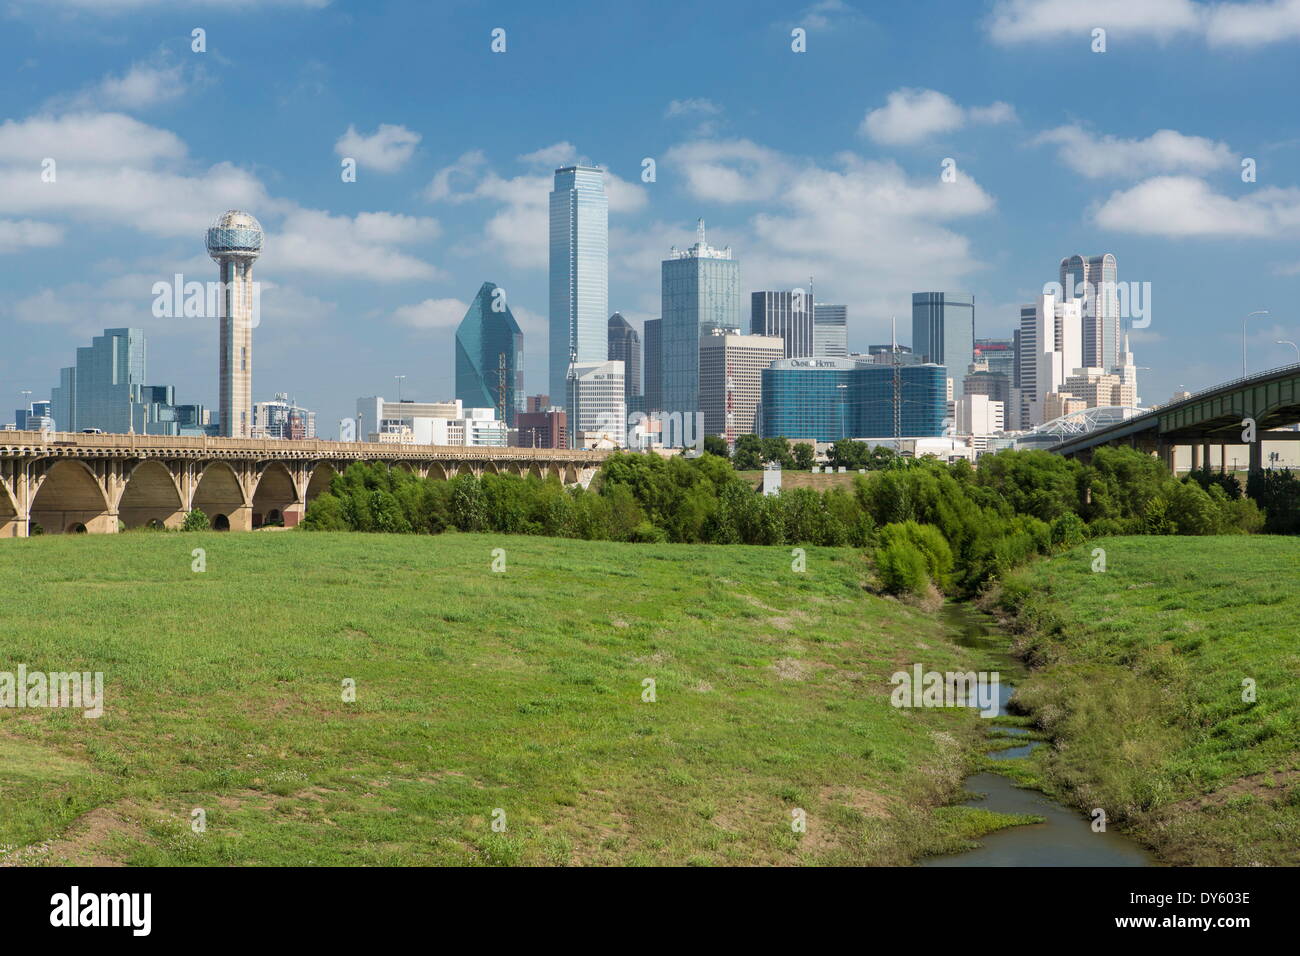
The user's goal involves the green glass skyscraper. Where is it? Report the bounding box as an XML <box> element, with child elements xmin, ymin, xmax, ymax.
<box><xmin>455</xmin><ymin>281</ymin><xmax>524</xmax><ymax>427</ymax></box>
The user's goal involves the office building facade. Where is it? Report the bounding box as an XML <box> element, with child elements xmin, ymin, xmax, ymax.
<box><xmin>516</xmin><ymin>409</ymin><xmax>568</xmax><ymax>449</ymax></box>
<box><xmin>912</xmin><ymin>292</ymin><xmax>975</xmax><ymax>400</ymax></box>
<box><xmin>549</xmin><ymin>166</ymin><xmax>608</xmax><ymax>403</ymax></box>
<box><xmin>50</xmin><ymin>328</ymin><xmax>183</xmax><ymax>435</ymax></box>
<box><xmin>698</xmin><ymin>332</ymin><xmax>785</xmax><ymax>441</ymax></box>
<box><xmin>813</xmin><ymin>303</ymin><xmax>848</xmax><ymax>357</ymax></box>
<box><xmin>642</xmin><ymin>318</ymin><xmax>662</xmax><ymax>412</ymax></box>
<box><xmin>607</xmin><ymin>313</ymin><xmax>642</xmax><ymax>404</ymax></box>
<box><xmin>567</xmin><ymin>360</ymin><xmax>626</xmax><ymax>446</ymax></box>
<box><xmin>1060</xmin><ymin>253</ymin><xmax>1120</xmax><ymax>371</ymax></box>
<box><xmin>751</xmin><ymin>290</ymin><xmax>814</xmax><ymax>358</ymax></box>
<box><xmin>661</xmin><ymin>222</ymin><xmax>739</xmax><ymax>423</ymax></box>
<box><xmin>761</xmin><ymin>358</ymin><xmax>946</xmax><ymax>442</ymax></box>
<box><xmin>1019</xmin><ymin>293</ymin><xmax>1082</xmax><ymax>427</ymax></box>
<box><xmin>456</xmin><ymin>281</ymin><xmax>524</xmax><ymax>427</ymax></box>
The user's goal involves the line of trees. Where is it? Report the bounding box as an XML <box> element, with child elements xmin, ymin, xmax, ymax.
<box><xmin>302</xmin><ymin>445</ymin><xmax>1275</xmax><ymax>599</ymax></box>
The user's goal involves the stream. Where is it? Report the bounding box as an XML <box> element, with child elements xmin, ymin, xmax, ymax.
<box><xmin>921</xmin><ymin>604</ymin><xmax>1154</xmax><ymax>867</ymax></box>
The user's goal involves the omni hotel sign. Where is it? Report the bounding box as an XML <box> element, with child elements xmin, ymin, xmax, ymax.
<box><xmin>788</xmin><ymin>359</ymin><xmax>844</xmax><ymax>369</ymax></box>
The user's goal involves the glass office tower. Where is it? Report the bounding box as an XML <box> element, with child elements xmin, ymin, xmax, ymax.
<box><xmin>661</xmin><ymin>222</ymin><xmax>739</xmax><ymax>425</ymax></box>
<box><xmin>912</xmin><ymin>292</ymin><xmax>975</xmax><ymax>399</ymax></box>
<box><xmin>813</xmin><ymin>303</ymin><xmax>848</xmax><ymax>357</ymax></box>
<box><xmin>761</xmin><ymin>358</ymin><xmax>946</xmax><ymax>441</ymax></box>
<box><xmin>455</xmin><ymin>281</ymin><xmax>524</xmax><ymax>427</ymax></box>
<box><xmin>549</xmin><ymin>166</ymin><xmax>608</xmax><ymax>405</ymax></box>
<box><xmin>642</xmin><ymin>318</ymin><xmax>663</xmax><ymax>413</ymax></box>
<box><xmin>607</xmin><ymin>313</ymin><xmax>642</xmax><ymax>403</ymax></box>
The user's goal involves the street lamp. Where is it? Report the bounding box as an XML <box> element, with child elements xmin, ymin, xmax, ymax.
<box><xmin>1277</xmin><ymin>340</ymin><xmax>1300</xmax><ymax>364</ymax></box>
<box><xmin>1242</xmin><ymin>310</ymin><xmax>1270</xmax><ymax>378</ymax></box>
<box><xmin>394</xmin><ymin>375</ymin><xmax>406</xmax><ymax>403</ymax></box>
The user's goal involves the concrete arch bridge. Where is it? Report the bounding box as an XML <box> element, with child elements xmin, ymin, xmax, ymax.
<box><xmin>0</xmin><ymin>433</ymin><xmax>608</xmax><ymax>536</ymax></box>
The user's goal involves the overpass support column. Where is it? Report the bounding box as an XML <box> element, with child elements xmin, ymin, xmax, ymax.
<box><xmin>1220</xmin><ymin>445</ymin><xmax>1227</xmax><ymax>474</ymax></box>
<box><xmin>1157</xmin><ymin>442</ymin><xmax>1175</xmax><ymax>472</ymax></box>
<box><xmin>1249</xmin><ymin>440</ymin><xmax>1263</xmax><ymax>473</ymax></box>
<box><xmin>1191</xmin><ymin>445</ymin><xmax>1201</xmax><ymax>470</ymax></box>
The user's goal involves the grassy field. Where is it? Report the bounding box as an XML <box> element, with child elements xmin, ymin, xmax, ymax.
<box><xmin>0</xmin><ymin>531</ymin><xmax>1025</xmax><ymax>866</ymax></box>
<box><xmin>990</xmin><ymin>535</ymin><xmax>1300</xmax><ymax>865</ymax></box>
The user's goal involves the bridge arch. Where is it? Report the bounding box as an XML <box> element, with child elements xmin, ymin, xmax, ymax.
<box><xmin>118</xmin><ymin>460</ymin><xmax>185</xmax><ymax>529</ymax></box>
<box><xmin>305</xmin><ymin>462</ymin><xmax>339</xmax><ymax>502</ymax></box>
<box><xmin>252</xmin><ymin>462</ymin><xmax>298</xmax><ymax>528</ymax></box>
<box><xmin>427</xmin><ymin>462</ymin><xmax>448</xmax><ymax>481</ymax></box>
<box><xmin>193</xmin><ymin>461</ymin><xmax>249</xmax><ymax>532</ymax></box>
<box><xmin>0</xmin><ymin>479</ymin><xmax>18</xmax><ymax>538</ymax></box>
<box><xmin>30</xmin><ymin>460</ymin><xmax>113</xmax><ymax>534</ymax></box>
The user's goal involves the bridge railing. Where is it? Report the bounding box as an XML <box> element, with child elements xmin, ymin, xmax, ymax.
<box><xmin>0</xmin><ymin>431</ymin><xmax>609</xmax><ymax>461</ymax></box>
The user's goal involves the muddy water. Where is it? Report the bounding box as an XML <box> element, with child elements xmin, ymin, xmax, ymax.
<box><xmin>921</xmin><ymin>605</ymin><xmax>1154</xmax><ymax>867</ymax></box>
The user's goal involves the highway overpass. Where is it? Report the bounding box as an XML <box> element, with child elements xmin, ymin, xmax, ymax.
<box><xmin>0</xmin><ymin>432</ymin><xmax>608</xmax><ymax>537</ymax></box>
<box><xmin>1050</xmin><ymin>362</ymin><xmax>1300</xmax><ymax>470</ymax></box>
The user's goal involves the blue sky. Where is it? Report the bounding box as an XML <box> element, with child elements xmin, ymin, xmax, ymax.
<box><xmin>2</xmin><ymin>0</ymin><xmax>1299</xmax><ymax>432</ymax></box>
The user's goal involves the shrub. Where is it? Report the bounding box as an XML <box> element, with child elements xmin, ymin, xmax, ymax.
<box><xmin>875</xmin><ymin>539</ymin><xmax>930</xmax><ymax>597</ymax></box>
<box><xmin>181</xmin><ymin>509</ymin><xmax>209</xmax><ymax>532</ymax></box>
<box><xmin>877</xmin><ymin>521</ymin><xmax>953</xmax><ymax>591</ymax></box>
<box><xmin>1050</xmin><ymin>512</ymin><xmax>1088</xmax><ymax>549</ymax></box>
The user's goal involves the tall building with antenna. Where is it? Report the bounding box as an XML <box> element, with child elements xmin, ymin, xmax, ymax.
<box><xmin>206</xmin><ymin>210</ymin><xmax>264</xmax><ymax>438</ymax></box>
<box><xmin>661</xmin><ymin>219</ymin><xmax>739</xmax><ymax>429</ymax></box>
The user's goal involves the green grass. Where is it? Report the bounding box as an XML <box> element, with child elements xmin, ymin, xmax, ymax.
<box><xmin>991</xmin><ymin>535</ymin><xmax>1300</xmax><ymax>865</ymax></box>
<box><xmin>0</xmin><ymin>531</ymin><xmax>1016</xmax><ymax>866</ymax></box>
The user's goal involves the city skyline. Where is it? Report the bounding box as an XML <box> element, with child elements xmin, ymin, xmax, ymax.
<box><xmin>2</xmin><ymin>0</ymin><xmax>1299</xmax><ymax>431</ymax></box>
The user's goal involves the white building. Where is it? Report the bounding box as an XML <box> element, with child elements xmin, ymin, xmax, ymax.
<box><xmin>1019</xmin><ymin>292</ymin><xmax>1082</xmax><ymax>427</ymax></box>
<box><xmin>356</xmin><ymin>397</ymin><xmax>505</xmax><ymax>447</ymax></box>
<box><xmin>567</xmin><ymin>360</ymin><xmax>626</xmax><ymax>447</ymax></box>
<box><xmin>954</xmin><ymin>394</ymin><xmax>1004</xmax><ymax>437</ymax></box>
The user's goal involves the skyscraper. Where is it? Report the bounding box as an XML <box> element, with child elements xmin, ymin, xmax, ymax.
<box><xmin>699</xmin><ymin>331</ymin><xmax>785</xmax><ymax>442</ymax></box>
<box><xmin>662</xmin><ymin>221</ymin><xmax>739</xmax><ymax>424</ymax></box>
<box><xmin>761</xmin><ymin>358</ymin><xmax>946</xmax><ymax>441</ymax></box>
<box><xmin>813</xmin><ymin>303</ymin><xmax>848</xmax><ymax>357</ymax></box>
<box><xmin>206</xmin><ymin>210</ymin><xmax>264</xmax><ymax>438</ymax></box>
<box><xmin>549</xmin><ymin>166</ymin><xmax>608</xmax><ymax>404</ymax></box>
<box><xmin>567</xmin><ymin>360</ymin><xmax>626</xmax><ymax>446</ymax></box>
<box><xmin>607</xmin><ymin>313</ymin><xmax>642</xmax><ymax>404</ymax></box>
<box><xmin>50</xmin><ymin>328</ymin><xmax>182</xmax><ymax>434</ymax></box>
<box><xmin>1019</xmin><ymin>292</ymin><xmax>1082</xmax><ymax>427</ymax></box>
<box><xmin>642</xmin><ymin>318</ymin><xmax>663</xmax><ymax>412</ymax></box>
<box><xmin>751</xmin><ymin>291</ymin><xmax>814</xmax><ymax>358</ymax></box>
<box><xmin>1060</xmin><ymin>253</ymin><xmax>1119</xmax><ymax>371</ymax></box>
<box><xmin>912</xmin><ymin>292</ymin><xmax>975</xmax><ymax>400</ymax></box>
<box><xmin>456</xmin><ymin>281</ymin><xmax>524</xmax><ymax>427</ymax></box>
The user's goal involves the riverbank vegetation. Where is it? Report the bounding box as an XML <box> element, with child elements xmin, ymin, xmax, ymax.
<box><xmin>988</xmin><ymin>535</ymin><xmax>1300</xmax><ymax>865</ymax></box>
<box><xmin>302</xmin><ymin>447</ymin><xmax>1268</xmax><ymax>601</ymax></box>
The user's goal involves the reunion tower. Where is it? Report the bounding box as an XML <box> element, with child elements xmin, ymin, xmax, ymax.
<box><xmin>206</xmin><ymin>210</ymin><xmax>264</xmax><ymax>438</ymax></box>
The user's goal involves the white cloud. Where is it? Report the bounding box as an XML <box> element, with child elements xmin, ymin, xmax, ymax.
<box><xmin>334</xmin><ymin>123</ymin><xmax>421</xmax><ymax>174</ymax></box>
<box><xmin>0</xmin><ymin>112</ymin><xmax>186</xmax><ymax>165</ymax></box>
<box><xmin>425</xmin><ymin>148</ymin><xmax>646</xmax><ymax>269</ymax></box>
<box><xmin>392</xmin><ymin>298</ymin><xmax>468</xmax><ymax>331</ymax></box>
<box><xmin>1036</xmin><ymin>125</ymin><xmax>1237</xmax><ymax>178</ymax></box>
<box><xmin>646</xmin><ymin>139</ymin><xmax>995</xmax><ymax>335</ymax></box>
<box><xmin>0</xmin><ymin>219</ymin><xmax>63</xmax><ymax>253</ymax></box>
<box><xmin>48</xmin><ymin>62</ymin><xmax>193</xmax><ymax>113</ymax></box>
<box><xmin>1092</xmin><ymin>176</ymin><xmax>1300</xmax><ymax>237</ymax></box>
<box><xmin>665</xmin><ymin>98</ymin><xmax>721</xmax><ymax>118</ymax></box>
<box><xmin>517</xmin><ymin>142</ymin><xmax>578</xmax><ymax>167</ymax></box>
<box><xmin>268</xmin><ymin>209</ymin><xmax>442</xmax><ymax>280</ymax></box>
<box><xmin>860</xmin><ymin>89</ymin><xmax>1016</xmax><ymax>145</ymax></box>
<box><xmin>987</xmin><ymin>0</ymin><xmax>1300</xmax><ymax>46</ymax></box>
<box><xmin>0</xmin><ymin>111</ymin><xmax>441</xmax><ymax>282</ymax></box>
<box><xmin>798</xmin><ymin>0</ymin><xmax>867</xmax><ymax>31</ymax></box>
